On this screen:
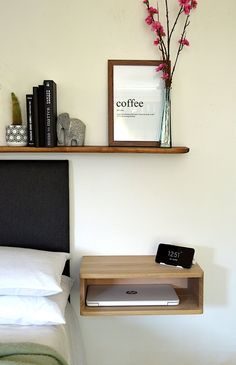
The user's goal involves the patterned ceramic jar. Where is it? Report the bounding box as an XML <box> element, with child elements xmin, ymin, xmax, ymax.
<box><xmin>6</xmin><ymin>125</ymin><xmax>28</xmax><ymax>146</ymax></box>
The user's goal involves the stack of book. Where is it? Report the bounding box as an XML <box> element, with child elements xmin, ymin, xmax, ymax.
<box><xmin>26</xmin><ymin>80</ymin><xmax>57</xmax><ymax>147</ymax></box>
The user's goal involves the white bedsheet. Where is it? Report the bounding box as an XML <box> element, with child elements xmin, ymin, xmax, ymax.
<box><xmin>0</xmin><ymin>303</ymin><xmax>85</xmax><ymax>365</ymax></box>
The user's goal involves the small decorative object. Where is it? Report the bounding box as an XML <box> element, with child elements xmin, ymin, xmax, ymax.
<box><xmin>142</xmin><ymin>0</ymin><xmax>198</xmax><ymax>147</ymax></box>
<box><xmin>6</xmin><ymin>93</ymin><xmax>27</xmax><ymax>146</ymax></box>
<box><xmin>57</xmin><ymin>112</ymin><xmax>86</xmax><ymax>146</ymax></box>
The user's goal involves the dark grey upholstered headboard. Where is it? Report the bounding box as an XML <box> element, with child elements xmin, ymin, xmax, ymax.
<box><xmin>0</xmin><ymin>160</ymin><xmax>69</xmax><ymax>273</ymax></box>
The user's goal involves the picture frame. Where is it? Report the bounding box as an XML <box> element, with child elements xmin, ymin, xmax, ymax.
<box><xmin>108</xmin><ymin>60</ymin><xmax>166</xmax><ymax>147</ymax></box>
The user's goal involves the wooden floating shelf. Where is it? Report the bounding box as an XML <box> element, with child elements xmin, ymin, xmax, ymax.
<box><xmin>0</xmin><ymin>146</ymin><xmax>189</xmax><ymax>154</ymax></box>
<box><xmin>80</xmin><ymin>255</ymin><xmax>203</xmax><ymax>316</ymax></box>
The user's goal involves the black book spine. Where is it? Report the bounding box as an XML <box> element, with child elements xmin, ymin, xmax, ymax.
<box><xmin>33</xmin><ymin>87</ymin><xmax>40</xmax><ymax>147</ymax></box>
<box><xmin>44</xmin><ymin>80</ymin><xmax>57</xmax><ymax>147</ymax></box>
<box><xmin>26</xmin><ymin>94</ymin><xmax>34</xmax><ymax>146</ymax></box>
<box><xmin>38</xmin><ymin>85</ymin><xmax>45</xmax><ymax>147</ymax></box>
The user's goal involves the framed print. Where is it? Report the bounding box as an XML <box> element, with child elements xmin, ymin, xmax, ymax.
<box><xmin>108</xmin><ymin>60</ymin><xmax>166</xmax><ymax>147</ymax></box>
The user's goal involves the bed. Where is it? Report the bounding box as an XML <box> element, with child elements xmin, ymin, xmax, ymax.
<box><xmin>0</xmin><ymin>160</ymin><xmax>85</xmax><ymax>365</ymax></box>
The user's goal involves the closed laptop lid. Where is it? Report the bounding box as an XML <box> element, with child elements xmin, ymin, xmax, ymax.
<box><xmin>86</xmin><ymin>284</ymin><xmax>179</xmax><ymax>307</ymax></box>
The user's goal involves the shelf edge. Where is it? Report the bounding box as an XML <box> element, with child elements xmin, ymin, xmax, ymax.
<box><xmin>0</xmin><ymin>146</ymin><xmax>190</xmax><ymax>154</ymax></box>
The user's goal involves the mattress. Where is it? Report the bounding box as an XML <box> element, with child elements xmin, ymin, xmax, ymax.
<box><xmin>0</xmin><ymin>303</ymin><xmax>85</xmax><ymax>365</ymax></box>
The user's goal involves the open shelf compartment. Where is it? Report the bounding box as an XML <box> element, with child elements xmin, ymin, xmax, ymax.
<box><xmin>80</xmin><ymin>255</ymin><xmax>204</xmax><ymax>316</ymax></box>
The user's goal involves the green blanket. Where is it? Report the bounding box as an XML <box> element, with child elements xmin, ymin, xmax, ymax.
<box><xmin>0</xmin><ymin>342</ymin><xmax>69</xmax><ymax>365</ymax></box>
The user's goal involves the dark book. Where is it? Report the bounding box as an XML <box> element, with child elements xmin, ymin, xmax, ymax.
<box><xmin>44</xmin><ymin>80</ymin><xmax>57</xmax><ymax>147</ymax></box>
<box><xmin>32</xmin><ymin>86</ymin><xmax>40</xmax><ymax>147</ymax></box>
<box><xmin>38</xmin><ymin>84</ymin><xmax>46</xmax><ymax>147</ymax></box>
<box><xmin>26</xmin><ymin>94</ymin><xmax>34</xmax><ymax>146</ymax></box>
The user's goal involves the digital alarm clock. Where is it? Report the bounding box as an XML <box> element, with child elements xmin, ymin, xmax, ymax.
<box><xmin>155</xmin><ymin>243</ymin><xmax>195</xmax><ymax>269</ymax></box>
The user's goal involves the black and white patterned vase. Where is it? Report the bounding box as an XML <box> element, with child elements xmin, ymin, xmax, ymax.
<box><xmin>6</xmin><ymin>125</ymin><xmax>28</xmax><ymax>146</ymax></box>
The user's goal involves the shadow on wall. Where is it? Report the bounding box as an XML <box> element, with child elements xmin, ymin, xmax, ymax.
<box><xmin>193</xmin><ymin>246</ymin><xmax>228</xmax><ymax>307</ymax></box>
<box><xmin>79</xmin><ymin>314</ymin><xmax>235</xmax><ymax>365</ymax></box>
<box><xmin>221</xmin><ymin>354</ymin><xmax>236</xmax><ymax>365</ymax></box>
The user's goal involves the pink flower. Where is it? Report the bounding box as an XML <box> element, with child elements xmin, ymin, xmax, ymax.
<box><xmin>151</xmin><ymin>21</ymin><xmax>161</xmax><ymax>31</ymax></box>
<box><xmin>191</xmin><ymin>0</ymin><xmax>197</xmax><ymax>9</ymax></box>
<box><xmin>148</xmin><ymin>6</ymin><xmax>158</xmax><ymax>15</ymax></box>
<box><xmin>178</xmin><ymin>0</ymin><xmax>190</xmax><ymax>6</ymax></box>
<box><xmin>161</xmin><ymin>72</ymin><xmax>170</xmax><ymax>80</ymax></box>
<box><xmin>179</xmin><ymin>38</ymin><xmax>190</xmax><ymax>46</ymax></box>
<box><xmin>151</xmin><ymin>21</ymin><xmax>166</xmax><ymax>36</ymax></box>
<box><xmin>143</xmin><ymin>0</ymin><xmax>148</xmax><ymax>3</ymax></box>
<box><xmin>145</xmin><ymin>15</ymin><xmax>153</xmax><ymax>25</ymax></box>
<box><xmin>154</xmin><ymin>38</ymin><xmax>160</xmax><ymax>46</ymax></box>
<box><xmin>183</xmin><ymin>4</ymin><xmax>192</xmax><ymax>14</ymax></box>
<box><xmin>156</xmin><ymin>63</ymin><xmax>167</xmax><ymax>72</ymax></box>
<box><xmin>179</xmin><ymin>0</ymin><xmax>197</xmax><ymax>13</ymax></box>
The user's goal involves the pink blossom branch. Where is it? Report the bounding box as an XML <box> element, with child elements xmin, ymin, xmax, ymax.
<box><xmin>159</xmin><ymin>37</ymin><xmax>167</xmax><ymax>61</ymax></box>
<box><xmin>156</xmin><ymin>0</ymin><xmax>168</xmax><ymax>60</ymax></box>
<box><xmin>142</xmin><ymin>0</ymin><xmax>197</xmax><ymax>89</ymax></box>
<box><xmin>144</xmin><ymin>1</ymin><xmax>168</xmax><ymax>60</ymax></box>
<box><xmin>164</xmin><ymin>0</ymin><xmax>170</xmax><ymax>59</ymax></box>
<box><xmin>156</xmin><ymin>0</ymin><xmax>160</xmax><ymax>21</ymax></box>
<box><xmin>158</xmin><ymin>31</ymin><xmax>168</xmax><ymax>60</ymax></box>
<box><xmin>169</xmin><ymin>7</ymin><xmax>183</xmax><ymax>42</ymax></box>
<box><xmin>170</xmin><ymin>14</ymin><xmax>190</xmax><ymax>83</ymax></box>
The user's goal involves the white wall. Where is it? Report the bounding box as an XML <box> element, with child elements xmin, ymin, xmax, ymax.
<box><xmin>0</xmin><ymin>1</ymin><xmax>236</xmax><ymax>364</ymax></box>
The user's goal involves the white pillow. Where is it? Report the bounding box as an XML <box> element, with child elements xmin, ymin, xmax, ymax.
<box><xmin>0</xmin><ymin>275</ymin><xmax>73</xmax><ymax>325</ymax></box>
<box><xmin>0</xmin><ymin>246</ymin><xmax>69</xmax><ymax>296</ymax></box>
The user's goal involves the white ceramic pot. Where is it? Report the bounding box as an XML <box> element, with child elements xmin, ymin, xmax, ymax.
<box><xmin>6</xmin><ymin>125</ymin><xmax>28</xmax><ymax>146</ymax></box>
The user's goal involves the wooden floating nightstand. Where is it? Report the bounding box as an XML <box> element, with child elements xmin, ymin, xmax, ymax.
<box><xmin>80</xmin><ymin>255</ymin><xmax>204</xmax><ymax>316</ymax></box>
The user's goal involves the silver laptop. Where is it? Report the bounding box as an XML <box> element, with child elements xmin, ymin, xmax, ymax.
<box><xmin>86</xmin><ymin>284</ymin><xmax>179</xmax><ymax>307</ymax></box>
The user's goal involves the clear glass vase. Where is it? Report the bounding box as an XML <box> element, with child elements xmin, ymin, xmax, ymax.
<box><xmin>160</xmin><ymin>87</ymin><xmax>172</xmax><ymax>148</ymax></box>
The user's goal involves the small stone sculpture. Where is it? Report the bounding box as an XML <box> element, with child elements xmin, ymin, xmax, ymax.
<box><xmin>57</xmin><ymin>112</ymin><xmax>86</xmax><ymax>146</ymax></box>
